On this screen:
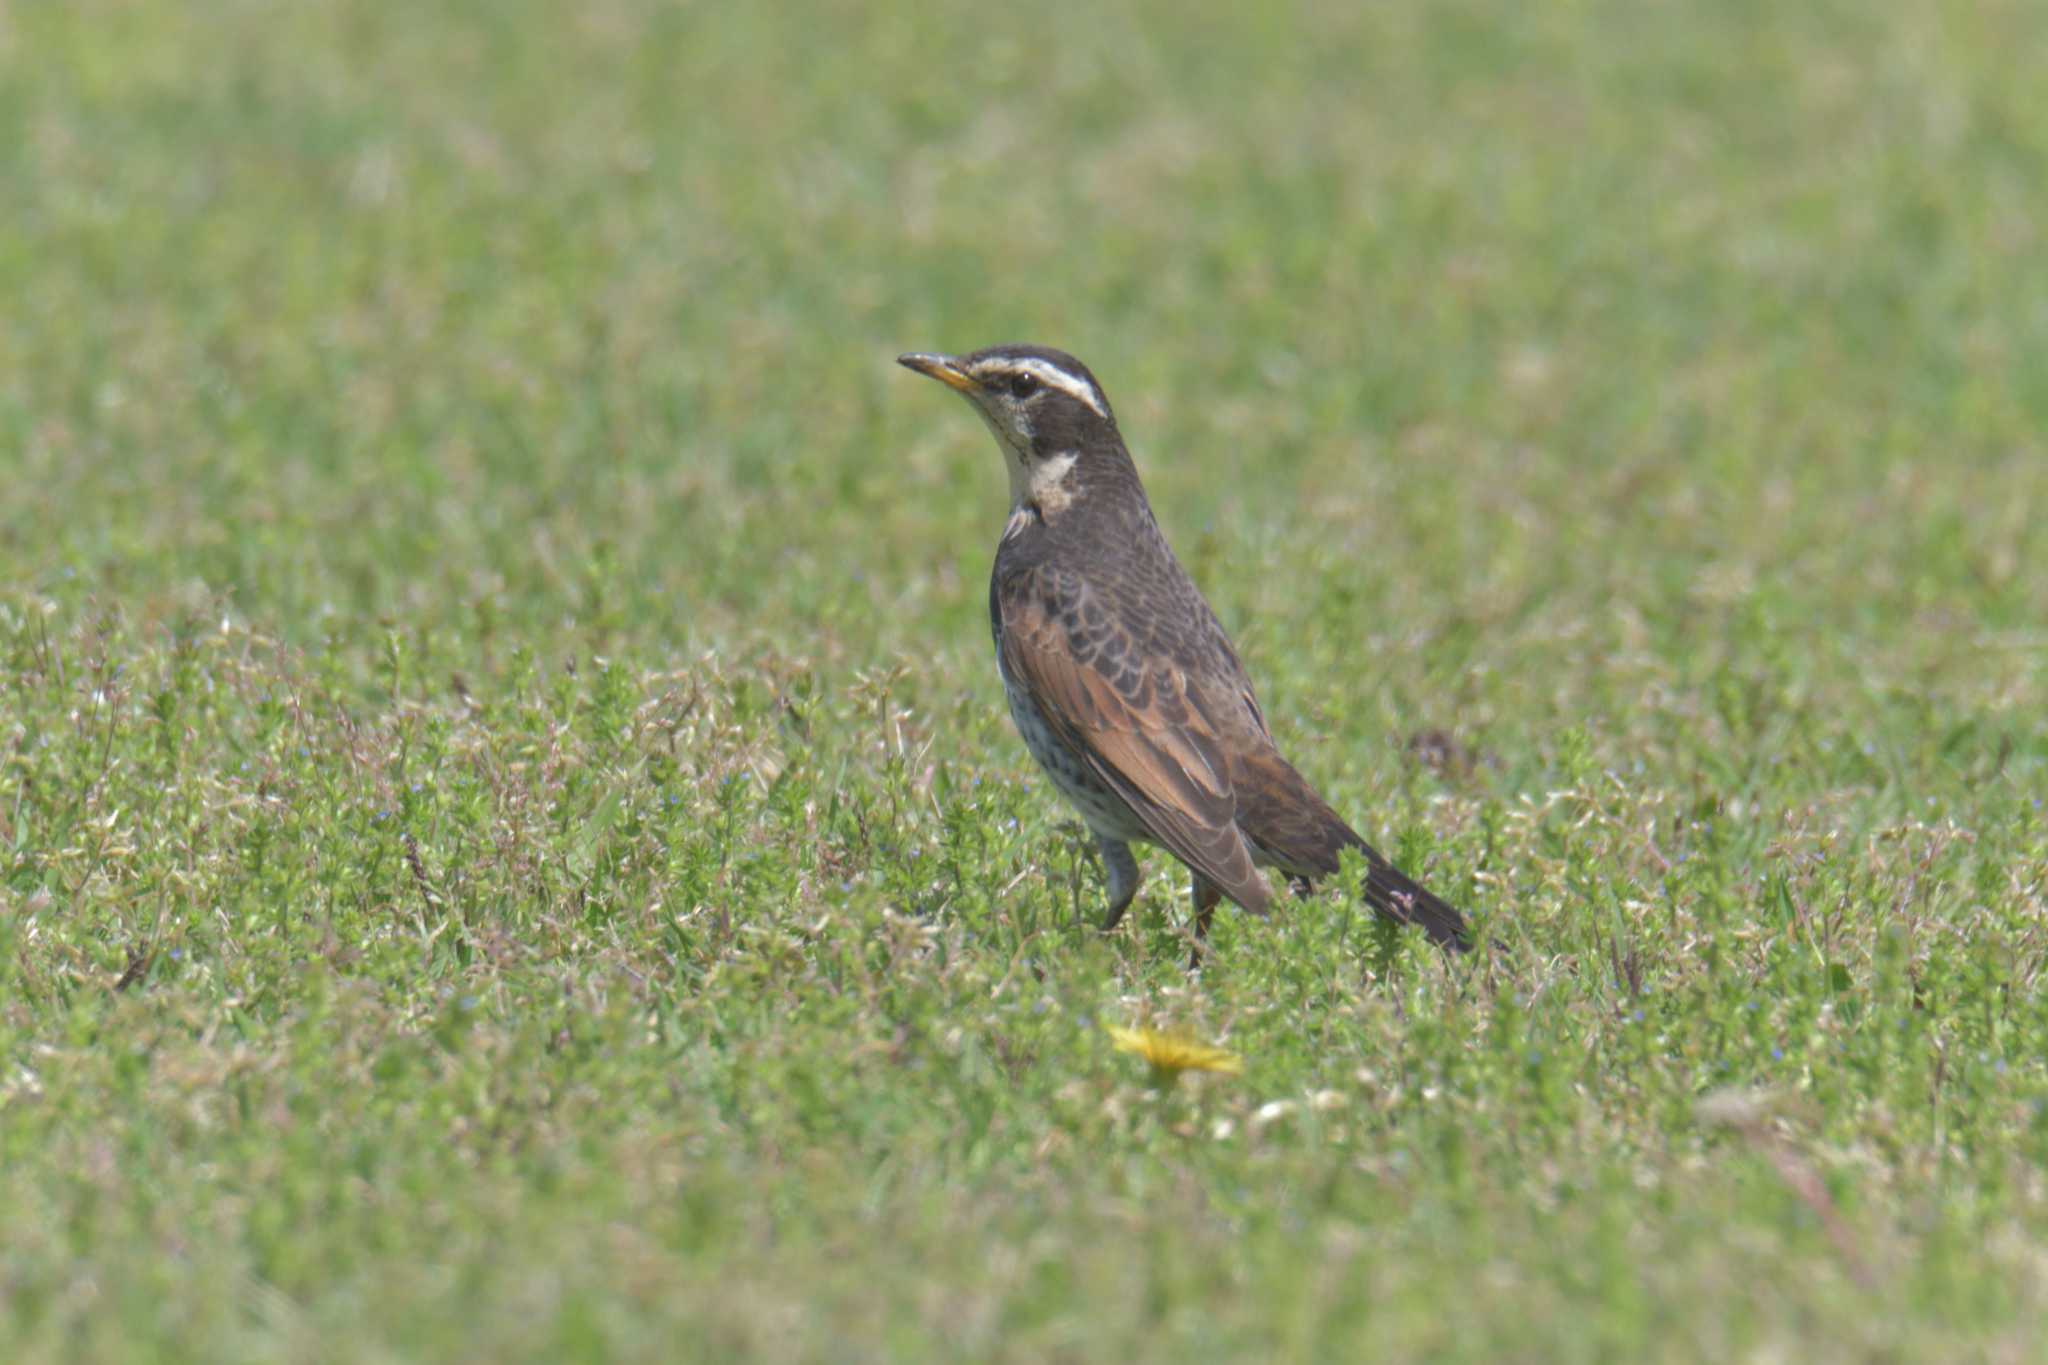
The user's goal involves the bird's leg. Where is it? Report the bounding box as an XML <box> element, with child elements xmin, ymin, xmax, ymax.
<box><xmin>1096</xmin><ymin>836</ymin><xmax>1141</xmax><ymax>931</ymax></box>
<box><xmin>1187</xmin><ymin>874</ymin><xmax>1224</xmax><ymax>970</ymax></box>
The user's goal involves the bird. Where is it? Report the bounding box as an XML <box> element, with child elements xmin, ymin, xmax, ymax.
<box><xmin>897</xmin><ymin>343</ymin><xmax>1472</xmax><ymax>960</ymax></box>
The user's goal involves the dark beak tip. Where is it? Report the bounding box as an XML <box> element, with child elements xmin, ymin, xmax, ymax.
<box><xmin>897</xmin><ymin>351</ymin><xmax>976</xmax><ymax>393</ymax></box>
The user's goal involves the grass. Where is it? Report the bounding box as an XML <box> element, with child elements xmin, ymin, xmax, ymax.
<box><xmin>3</xmin><ymin>0</ymin><xmax>2047</xmax><ymax>1358</ymax></box>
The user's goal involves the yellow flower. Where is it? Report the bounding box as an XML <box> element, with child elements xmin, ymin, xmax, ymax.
<box><xmin>1105</xmin><ymin>1024</ymin><xmax>1244</xmax><ymax>1079</ymax></box>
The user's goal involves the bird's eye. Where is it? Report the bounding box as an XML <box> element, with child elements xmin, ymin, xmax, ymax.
<box><xmin>1007</xmin><ymin>373</ymin><xmax>1040</xmax><ymax>399</ymax></box>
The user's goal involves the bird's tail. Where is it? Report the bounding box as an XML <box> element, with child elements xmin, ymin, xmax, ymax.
<box><xmin>1352</xmin><ymin>839</ymin><xmax>1472</xmax><ymax>953</ymax></box>
<box><xmin>1230</xmin><ymin>747</ymin><xmax>1474</xmax><ymax>952</ymax></box>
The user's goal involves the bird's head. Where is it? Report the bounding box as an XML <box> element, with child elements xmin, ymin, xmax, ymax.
<box><xmin>898</xmin><ymin>344</ymin><xmax>1121</xmax><ymax>513</ymax></box>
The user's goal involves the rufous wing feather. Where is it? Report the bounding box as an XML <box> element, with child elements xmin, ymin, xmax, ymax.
<box><xmin>997</xmin><ymin>579</ymin><xmax>1272</xmax><ymax>915</ymax></box>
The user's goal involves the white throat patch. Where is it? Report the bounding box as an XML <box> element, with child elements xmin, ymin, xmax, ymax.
<box><xmin>997</xmin><ymin>440</ymin><xmax>1079</xmax><ymax>511</ymax></box>
<box><xmin>1026</xmin><ymin>450</ymin><xmax>1079</xmax><ymax>512</ymax></box>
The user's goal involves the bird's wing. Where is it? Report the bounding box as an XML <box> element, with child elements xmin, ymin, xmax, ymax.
<box><xmin>997</xmin><ymin>569</ymin><xmax>1270</xmax><ymax>914</ymax></box>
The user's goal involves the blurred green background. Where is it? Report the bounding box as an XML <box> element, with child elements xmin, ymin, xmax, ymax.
<box><xmin>2</xmin><ymin>1</ymin><xmax>2045</xmax><ymax>1359</ymax></box>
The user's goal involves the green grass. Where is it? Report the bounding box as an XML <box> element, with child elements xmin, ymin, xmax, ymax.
<box><xmin>4</xmin><ymin>0</ymin><xmax>2048</xmax><ymax>1358</ymax></box>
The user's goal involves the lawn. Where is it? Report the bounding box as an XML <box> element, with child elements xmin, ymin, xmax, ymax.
<box><xmin>3</xmin><ymin>0</ymin><xmax>2046</xmax><ymax>1359</ymax></box>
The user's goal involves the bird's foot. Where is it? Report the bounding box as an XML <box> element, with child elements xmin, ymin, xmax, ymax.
<box><xmin>1096</xmin><ymin>835</ymin><xmax>1140</xmax><ymax>931</ymax></box>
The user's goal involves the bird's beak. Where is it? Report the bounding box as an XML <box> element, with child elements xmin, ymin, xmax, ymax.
<box><xmin>897</xmin><ymin>351</ymin><xmax>980</xmax><ymax>395</ymax></box>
